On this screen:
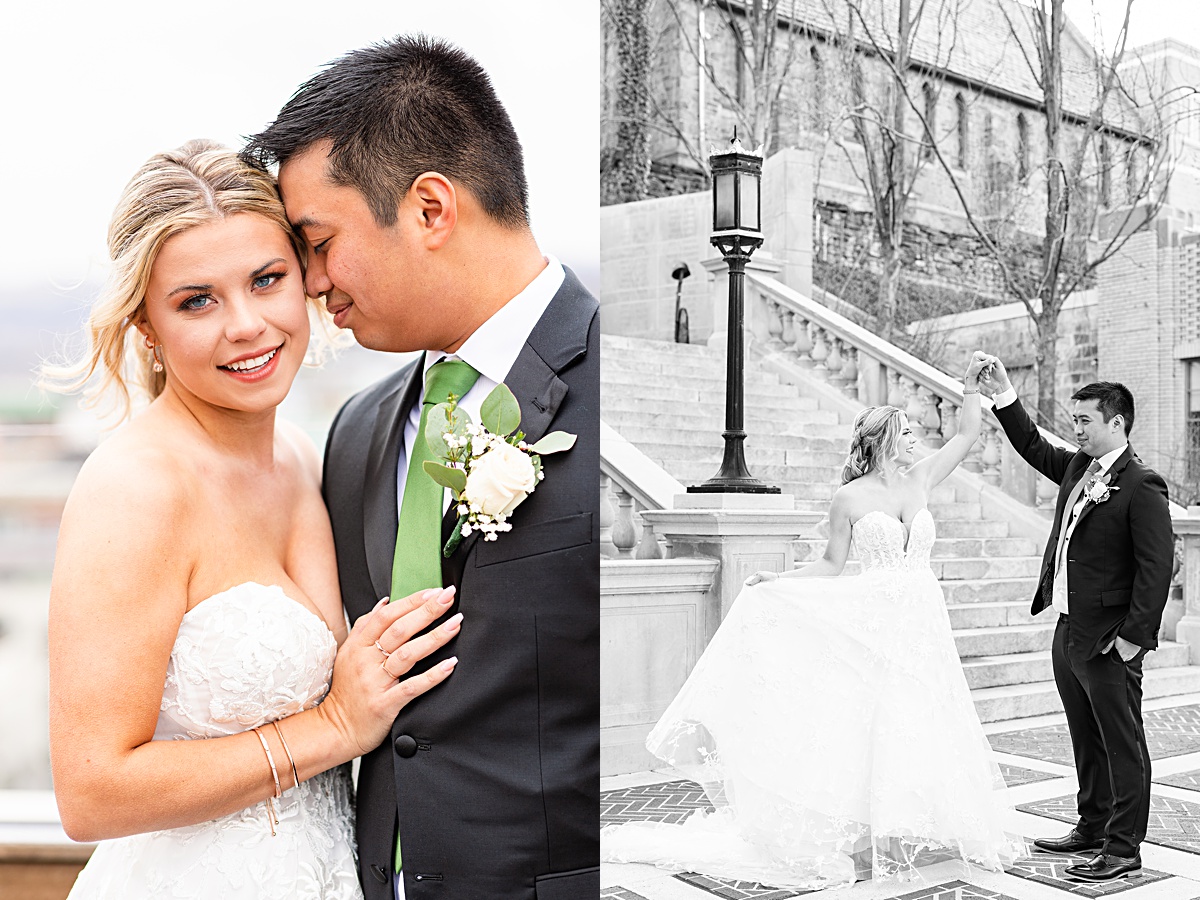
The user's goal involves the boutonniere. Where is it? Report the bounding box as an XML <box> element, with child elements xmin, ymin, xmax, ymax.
<box><xmin>1083</xmin><ymin>472</ymin><xmax>1119</xmax><ymax>506</ymax></box>
<box><xmin>422</xmin><ymin>384</ymin><xmax>576</xmax><ymax>556</ymax></box>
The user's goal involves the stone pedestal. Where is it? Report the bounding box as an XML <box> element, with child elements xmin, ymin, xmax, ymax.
<box><xmin>1173</xmin><ymin>509</ymin><xmax>1200</xmax><ymax>663</ymax></box>
<box><xmin>640</xmin><ymin>493</ymin><xmax>816</xmax><ymax>636</ymax></box>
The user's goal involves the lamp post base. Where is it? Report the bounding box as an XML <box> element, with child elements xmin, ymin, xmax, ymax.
<box><xmin>687</xmin><ymin>478</ymin><xmax>782</xmax><ymax>494</ymax></box>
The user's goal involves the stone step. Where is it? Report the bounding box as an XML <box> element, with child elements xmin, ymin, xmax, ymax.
<box><xmin>941</xmin><ymin>578</ymin><xmax>1039</xmax><ymax>604</ymax></box>
<box><xmin>602</xmin><ymin>334</ymin><xmax>718</xmax><ymax>359</ymax></box>
<box><xmin>974</xmin><ymin>664</ymin><xmax>1200</xmax><ymax>723</ymax></box>
<box><xmin>602</xmin><ymin>381</ymin><xmax>825</xmax><ymax>409</ymax></box>
<box><xmin>665</xmin><ymin>461</ymin><xmax>842</xmax><ymax>485</ymax></box>
<box><xmin>599</xmin><ymin>356</ymin><xmax>764</xmax><ymax>381</ymax></box>
<box><xmin>947</xmin><ymin>601</ymin><xmax>1044</xmax><ymax>630</ymax></box>
<box><xmin>793</xmin><ymin>537</ymin><xmax>1039</xmax><ymax>563</ymax></box>
<box><xmin>602</xmin><ymin>366</ymin><xmax>796</xmax><ymax>392</ymax></box>
<box><xmin>604</xmin><ymin>410</ymin><xmax>853</xmax><ymax>438</ymax></box>
<box><xmin>612</xmin><ymin>425</ymin><xmax>841</xmax><ymax>452</ymax></box>
<box><xmin>953</xmin><ymin>622</ymin><xmax>1056</xmax><ymax>657</ymax></box>
<box><xmin>637</xmin><ymin>446</ymin><xmax>844</xmax><ymax>475</ymax></box>
<box><xmin>935</xmin><ymin>519</ymin><xmax>1013</xmax><ymax>539</ymax></box>
<box><xmin>601</xmin><ymin>394</ymin><xmax>824</xmax><ymax>416</ymax></box>
<box><xmin>931</xmin><ymin>556</ymin><xmax>1044</xmax><ymax>580</ymax></box>
<box><xmin>962</xmin><ymin>642</ymin><xmax>1194</xmax><ymax>691</ymax></box>
<box><xmin>927</xmin><ymin>501</ymin><xmax>983</xmax><ymax>520</ymax></box>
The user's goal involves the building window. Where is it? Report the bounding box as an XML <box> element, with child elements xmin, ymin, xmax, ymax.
<box><xmin>1016</xmin><ymin>113</ymin><xmax>1029</xmax><ymax>179</ymax></box>
<box><xmin>730</xmin><ymin>22</ymin><xmax>747</xmax><ymax>106</ymax></box>
<box><xmin>955</xmin><ymin>93</ymin><xmax>969</xmax><ymax>169</ymax></box>
<box><xmin>849</xmin><ymin>60</ymin><xmax>866</xmax><ymax>143</ymax></box>
<box><xmin>1125</xmin><ymin>145</ymin><xmax>1138</xmax><ymax>200</ymax></box>
<box><xmin>1189</xmin><ymin>359</ymin><xmax>1200</xmax><ymax>481</ymax></box>
<box><xmin>922</xmin><ymin>82</ymin><xmax>936</xmax><ymax>160</ymax></box>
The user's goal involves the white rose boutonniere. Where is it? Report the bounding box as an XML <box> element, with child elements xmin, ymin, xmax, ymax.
<box><xmin>1083</xmin><ymin>472</ymin><xmax>1119</xmax><ymax>506</ymax></box>
<box><xmin>422</xmin><ymin>383</ymin><xmax>576</xmax><ymax>556</ymax></box>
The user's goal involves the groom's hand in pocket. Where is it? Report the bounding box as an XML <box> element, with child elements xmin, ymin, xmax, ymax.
<box><xmin>320</xmin><ymin>586</ymin><xmax>462</xmax><ymax>757</ymax></box>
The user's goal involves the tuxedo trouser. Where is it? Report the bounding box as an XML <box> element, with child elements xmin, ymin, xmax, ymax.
<box><xmin>1052</xmin><ymin>615</ymin><xmax>1151</xmax><ymax>858</ymax></box>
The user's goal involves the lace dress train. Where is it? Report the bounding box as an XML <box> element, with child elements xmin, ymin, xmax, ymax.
<box><xmin>66</xmin><ymin>583</ymin><xmax>363</xmax><ymax>900</ymax></box>
<box><xmin>602</xmin><ymin>509</ymin><xmax>1025</xmax><ymax>889</ymax></box>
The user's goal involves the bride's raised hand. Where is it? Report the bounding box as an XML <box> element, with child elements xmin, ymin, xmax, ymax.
<box><xmin>318</xmin><ymin>586</ymin><xmax>461</xmax><ymax>757</ymax></box>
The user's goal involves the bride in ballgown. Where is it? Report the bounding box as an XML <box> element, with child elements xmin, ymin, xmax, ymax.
<box><xmin>602</xmin><ymin>352</ymin><xmax>1026</xmax><ymax>889</ymax></box>
<box><xmin>43</xmin><ymin>141</ymin><xmax>461</xmax><ymax>899</ymax></box>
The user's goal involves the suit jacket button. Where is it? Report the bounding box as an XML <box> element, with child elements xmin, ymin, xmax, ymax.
<box><xmin>394</xmin><ymin>734</ymin><xmax>418</xmax><ymax>758</ymax></box>
<box><xmin>371</xmin><ymin>864</ymin><xmax>389</xmax><ymax>883</ymax></box>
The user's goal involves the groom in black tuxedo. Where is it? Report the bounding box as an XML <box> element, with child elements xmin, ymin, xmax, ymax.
<box><xmin>981</xmin><ymin>361</ymin><xmax>1172</xmax><ymax>881</ymax></box>
<box><xmin>244</xmin><ymin>36</ymin><xmax>598</xmax><ymax>900</ymax></box>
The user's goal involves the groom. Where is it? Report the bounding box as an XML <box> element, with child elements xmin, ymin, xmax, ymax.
<box><xmin>980</xmin><ymin>360</ymin><xmax>1172</xmax><ymax>881</ymax></box>
<box><xmin>244</xmin><ymin>37</ymin><xmax>599</xmax><ymax>900</ymax></box>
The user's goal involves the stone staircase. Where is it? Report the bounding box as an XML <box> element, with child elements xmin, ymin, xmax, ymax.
<box><xmin>602</xmin><ymin>333</ymin><xmax>1200</xmax><ymax>723</ymax></box>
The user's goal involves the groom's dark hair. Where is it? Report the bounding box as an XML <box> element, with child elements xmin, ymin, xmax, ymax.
<box><xmin>1072</xmin><ymin>381</ymin><xmax>1135</xmax><ymax>435</ymax></box>
<box><xmin>242</xmin><ymin>34</ymin><xmax>529</xmax><ymax>229</ymax></box>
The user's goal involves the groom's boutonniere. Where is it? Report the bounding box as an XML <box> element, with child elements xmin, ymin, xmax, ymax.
<box><xmin>422</xmin><ymin>384</ymin><xmax>576</xmax><ymax>556</ymax></box>
<box><xmin>1083</xmin><ymin>472</ymin><xmax>1119</xmax><ymax>506</ymax></box>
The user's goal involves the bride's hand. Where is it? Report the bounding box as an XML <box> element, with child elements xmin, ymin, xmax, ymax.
<box><xmin>319</xmin><ymin>587</ymin><xmax>461</xmax><ymax>757</ymax></box>
<box><xmin>964</xmin><ymin>350</ymin><xmax>996</xmax><ymax>383</ymax></box>
<box><xmin>745</xmin><ymin>571</ymin><xmax>779</xmax><ymax>587</ymax></box>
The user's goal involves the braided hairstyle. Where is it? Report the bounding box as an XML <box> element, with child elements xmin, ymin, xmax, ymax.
<box><xmin>840</xmin><ymin>405</ymin><xmax>906</xmax><ymax>484</ymax></box>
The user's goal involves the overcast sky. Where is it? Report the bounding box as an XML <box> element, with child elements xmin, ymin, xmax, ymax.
<box><xmin>1</xmin><ymin>0</ymin><xmax>598</xmax><ymax>296</ymax></box>
<box><xmin>1063</xmin><ymin>0</ymin><xmax>1200</xmax><ymax>51</ymax></box>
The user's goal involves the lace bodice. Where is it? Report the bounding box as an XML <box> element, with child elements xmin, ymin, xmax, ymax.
<box><xmin>851</xmin><ymin>508</ymin><xmax>935</xmax><ymax>572</ymax></box>
<box><xmin>67</xmin><ymin>583</ymin><xmax>362</xmax><ymax>900</ymax></box>
<box><xmin>157</xmin><ymin>582</ymin><xmax>337</xmax><ymax>739</ymax></box>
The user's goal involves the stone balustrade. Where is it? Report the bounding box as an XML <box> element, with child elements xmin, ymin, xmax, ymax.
<box><xmin>600</xmin><ymin>421</ymin><xmax>683</xmax><ymax>560</ymax></box>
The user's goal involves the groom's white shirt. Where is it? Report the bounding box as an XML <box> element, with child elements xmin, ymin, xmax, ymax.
<box><xmin>992</xmin><ymin>387</ymin><xmax>1127</xmax><ymax>616</ymax></box>
<box><xmin>396</xmin><ymin>256</ymin><xmax>565</xmax><ymax>520</ymax></box>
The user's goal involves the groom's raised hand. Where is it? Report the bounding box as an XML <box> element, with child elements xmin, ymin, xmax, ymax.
<box><xmin>975</xmin><ymin>353</ymin><xmax>1013</xmax><ymax>399</ymax></box>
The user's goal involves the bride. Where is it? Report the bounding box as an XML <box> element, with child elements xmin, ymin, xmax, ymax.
<box><xmin>44</xmin><ymin>141</ymin><xmax>459</xmax><ymax>899</ymax></box>
<box><xmin>602</xmin><ymin>351</ymin><xmax>1025</xmax><ymax>889</ymax></box>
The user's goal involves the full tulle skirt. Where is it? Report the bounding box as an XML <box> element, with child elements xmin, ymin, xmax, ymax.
<box><xmin>602</xmin><ymin>569</ymin><xmax>1025</xmax><ymax>890</ymax></box>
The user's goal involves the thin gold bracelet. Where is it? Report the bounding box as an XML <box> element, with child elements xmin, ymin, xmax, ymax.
<box><xmin>252</xmin><ymin>726</ymin><xmax>281</xmax><ymax>836</ymax></box>
<box><xmin>272</xmin><ymin>720</ymin><xmax>301</xmax><ymax>792</ymax></box>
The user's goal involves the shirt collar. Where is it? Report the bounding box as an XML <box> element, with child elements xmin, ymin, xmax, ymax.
<box><xmin>1093</xmin><ymin>443</ymin><xmax>1129</xmax><ymax>475</ymax></box>
<box><xmin>421</xmin><ymin>256</ymin><xmax>564</xmax><ymax>385</ymax></box>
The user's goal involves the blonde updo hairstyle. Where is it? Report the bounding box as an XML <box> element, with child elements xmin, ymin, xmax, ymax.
<box><xmin>841</xmin><ymin>405</ymin><xmax>907</xmax><ymax>484</ymax></box>
<box><xmin>42</xmin><ymin>139</ymin><xmax>314</xmax><ymax>419</ymax></box>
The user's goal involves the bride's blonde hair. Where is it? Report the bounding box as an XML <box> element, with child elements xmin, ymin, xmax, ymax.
<box><xmin>841</xmin><ymin>405</ymin><xmax>906</xmax><ymax>484</ymax></box>
<box><xmin>40</xmin><ymin>139</ymin><xmax>327</xmax><ymax>420</ymax></box>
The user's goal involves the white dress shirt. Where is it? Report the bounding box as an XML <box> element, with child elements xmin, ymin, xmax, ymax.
<box><xmin>395</xmin><ymin>256</ymin><xmax>565</xmax><ymax>513</ymax></box>
<box><xmin>993</xmin><ymin>387</ymin><xmax>1127</xmax><ymax>615</ymax></box>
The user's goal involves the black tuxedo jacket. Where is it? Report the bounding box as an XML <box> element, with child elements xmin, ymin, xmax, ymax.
<box><xmin>994</xmin><ymin>397</ymin><xmax>1173</xmax><ymax>659</ymax></box>
<box><xmin>321</xmin><ymin>269</ymin><xmax>600</xmax><ymax>900</ymax></box>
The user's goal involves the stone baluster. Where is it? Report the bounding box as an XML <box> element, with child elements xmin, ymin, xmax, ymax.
<box><xmin>980</xmin><ymin>425</ymin><xmax>1003</xmax><ymax>485</ymax></box>
<box><xmin>792</xmin><ymin>316</ymin><xmax>815</xmax><ymax>368</ymax></box>
<box><xmin>1172</xmin><ymin>512</ymin><xmax>1200</xmax><ymax>663</ymax></box>
<box><xmin>635</xmin><ymin>517</ymin><xmax>663</xmax><ymax>560</ymax></box>
<box><xmin>840</xmin><ymin>346</ymin><xmax>861</xmax><ymax>401</ymax></box>
<box><xmin>600</xmin><ymin>473</ymin><xmax>616</xmax><ymax>558</ymax></box>
<box><xmin>886</xmin><ymin>368</ymin><xmax>906</xmax><ymax>409</ymax></box>
<box><xmin>1036</xmin><ymin>474</ymin><xmax>1059</xmax><ymax>510</ymax></box>
<box><xmin>810</xmin><ymin>326</ymin><xmax>830</xmax><ymax>375</ymax></box>
<box><xmin>904</xmin><ymin>378</ymin><xmax>926</xmax><ymax>442</ymax></box>
<box><xmin>610</xmin><ymin>482</ymin><xmax>639</xmax><ymax>558</ymax></box>
<box><xmin>765</xmin><ymin>299</ymin><xmax>785</xmax><ymax>349</ymax></box>
<box><xmin>826</xmin><ymin>336</ymin><xmax>846</xmax><ymax>387</ymax></box>
<box><xmin>780</xmin><ymin>309</ymin><xmax>797</xmax><ymax>351</ymax></box>
<box><xmin>919</xmin><ymin>389</ymin><xmax>943</xmax><ymax>448</ymax></box>
<box><xmin>939</xmin><ymin>399</ymin><xmax>959</xmax><ymax>443</ymax></box>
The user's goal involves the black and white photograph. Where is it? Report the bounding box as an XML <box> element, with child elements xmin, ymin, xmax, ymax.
<box><xmin>599</xmin><ymin>0</ymin><xmax>1200</xmax><ymax>897</ymax></box>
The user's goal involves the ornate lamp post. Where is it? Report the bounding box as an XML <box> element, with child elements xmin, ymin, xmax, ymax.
<box><xmin>688</xmin><ymin>136</ymin><xmax>780</xmax><ymax>494</ymax></box>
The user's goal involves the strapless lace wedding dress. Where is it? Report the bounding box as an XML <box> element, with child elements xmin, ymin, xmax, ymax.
<box><xmin>66</xmin><ymin>582</ymin><xmax>363</xmax><ymax>899</ymax></box>
<box><xmin>602</xmin><ymin>509</ymin><xmax>1024</xmax><ymax>889</ymax></box>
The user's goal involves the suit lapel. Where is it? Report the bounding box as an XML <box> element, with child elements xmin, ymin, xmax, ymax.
<box><xmin>438</xmin><ymin>269</ymin><xmax>594</xmax><ymax>562</ymax></box>
<box><xmin>364</xmin><ymin>360</ymin><xmax>424</xmax><ymax>600</ymax></box>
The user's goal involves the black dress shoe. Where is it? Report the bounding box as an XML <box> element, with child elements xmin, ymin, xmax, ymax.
<box><xmin>1033</xmin><ymin>829</ymin><xmax>1105</xmax><ymax>854</ymax></box>
<box><xmin>1064</xmin><ymin>853</ymin><xmax>1142</xmax><ymax>881</ymax></box>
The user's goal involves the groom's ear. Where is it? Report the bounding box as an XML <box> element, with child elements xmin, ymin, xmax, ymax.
<box><xmin>407</xmin><ymin>171</ymin><xmax>457</xmax><ymax>250</ymax></box>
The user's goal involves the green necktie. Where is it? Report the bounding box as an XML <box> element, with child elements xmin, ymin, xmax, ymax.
<box><xmin>390</xmin><ymin>357</ymin><xmax>478</xmax><ymax>872</ymax></box>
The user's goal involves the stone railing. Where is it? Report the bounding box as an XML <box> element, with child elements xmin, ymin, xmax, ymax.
<box><xmin>600</xmin><ymin>421</ymin><xmax>684</xmax><ymax>560</ymax></box>
<box><xmin>750</xmin><ymin>272</ymin><xmax>1086</xmax><ymax>510</ymax></box>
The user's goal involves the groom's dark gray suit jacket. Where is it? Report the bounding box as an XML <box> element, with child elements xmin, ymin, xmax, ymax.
<box><xmin>322</xmin><ymin>269</ymin><xmax>599</xmax><ymax>900</ymax></box>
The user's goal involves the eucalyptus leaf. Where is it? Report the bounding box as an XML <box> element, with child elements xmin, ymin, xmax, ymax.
<box><xmin>527</xmin><ymin>431</ymin><xmax>577</xmax><ymax>455</ymax></box>
<box><xmin>479</xmin><ymin>384</ymin><xmax>521</xmax><ymax>436</ymax></box>
<box><xmin>422</xmin><ymin>461</ymin><xmax>467</xmax><ymax>494</ymax></box>
<box><xmin>424</xmin><ymin>402</ymin><xmax>473</xmax><ymax>458</ymax></box>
